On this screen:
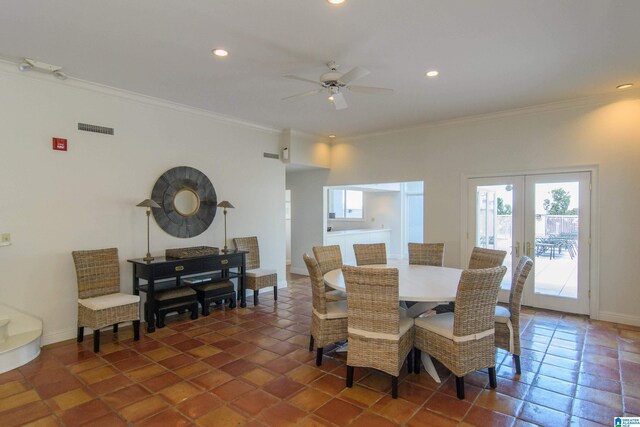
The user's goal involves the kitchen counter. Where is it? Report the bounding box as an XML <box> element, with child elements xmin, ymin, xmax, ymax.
<box><xmin>325</xmin><ymin>228</ymin><xmax>391</xmax><ymax>265</ymax></box>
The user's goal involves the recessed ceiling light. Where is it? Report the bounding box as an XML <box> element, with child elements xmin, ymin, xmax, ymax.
<box><xmin>616</xmin><ymin>83</ymin><xmax>633</xmax><ymax>90</ymax></box>
<box><xmin>328</xmin><ymin>135</ymin><xmax>336</xmax><ymax>138</ymax></box>
<box><xmin>327</xmin><ymin>0</ymin><xmax>345</xmax><ymax>4</ymax></box>
<box><xmin>426</xmin><ymin>70</ymin><xmax>439</xmax><ymax>78</ymax></box>
<box><xmin>212</xmin><ymin>48</ymin><xmax>228</xmax><ymax>57</ymax></box>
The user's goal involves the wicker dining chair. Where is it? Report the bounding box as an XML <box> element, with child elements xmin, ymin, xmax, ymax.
<box><xmin>72</xmin><ymin>248</ymin><xmax>140</xmax><ymax>352</ymax></box>
<box><xmin>342</xmin><ymin>265</ymin><xmax>415</xmax><ymax>399</ymax></box>
<box><xmin>233</xmin><ymin>236</ymin><xmax>277</xmax><ymax>306</ymax></box>
<box><xmin>353</xmin><ymin>243</ymin><xmax>387</xmax><ymax>266</ymax></box>
<box><xmin>312</xmin><ymin>245</ymin><xmax>347</xmax><ymax>302</ymax></box>
<box><xmin>468</xmin><ymin>247</ymin><xmax>507</xmax><ymax>269</ymax></box>
<box><xmin>303</xmin><ymin>254</ymin><xmax>348</xmax><ymax>366</ymax></box>
<box><xmin>408</xmin><ymin>243</ymin><xmax>445</xmax><ymax>266</ymax></box>
<box><xmin>414</xmin><ymin>266</ymin><xmax>507</xmax><ymax>399</ymax></box>
<box><xmin>495</xmin><ymin>256</ymin><xmax>533</xmax><ymax>374</ymax></box>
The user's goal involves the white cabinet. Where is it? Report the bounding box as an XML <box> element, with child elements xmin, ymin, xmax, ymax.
<box><xmin>325</xmin><ymin>229</ymin><xmax>391</xmax><ymax>265</ymax></box>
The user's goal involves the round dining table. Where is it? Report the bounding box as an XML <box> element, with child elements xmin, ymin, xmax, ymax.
<box><xmin>323</xmin><ymin>259</ymin><xmax>463</xmax><ymax>383</ymax></box>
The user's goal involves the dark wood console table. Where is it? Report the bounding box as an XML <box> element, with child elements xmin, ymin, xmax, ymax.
<box><xmin>128</xmin><ymin>250</ymin><xmax>247</xmax><ymax>333</ymax></box>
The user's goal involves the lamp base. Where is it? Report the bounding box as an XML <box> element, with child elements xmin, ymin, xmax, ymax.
<box><xmin>143</xmin><ymin>255</ymin><xmax>155</xmax><ymax>262</ymax></box>
<box><xmin>221</xmin><ymin>246</ymin><xmax>230</xmax><ymax>253</ymax></box>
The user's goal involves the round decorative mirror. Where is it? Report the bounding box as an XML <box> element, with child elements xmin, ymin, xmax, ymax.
<box><xmin>151</xmin><ymin>166</ymin><xmax>217</xmax><ymax>238</ymax></box>
<box><xmin>173</xmin><ymin>188</ymin><xmax>200</xmax><ymax>217</ymax></box>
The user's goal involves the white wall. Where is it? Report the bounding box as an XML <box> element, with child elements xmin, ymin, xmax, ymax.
<box><xmin>289</xmin><ymin>92</ymin><xmax>640</xmax><ymax>324</ymax></box>
<box><xmin>0</xmin><ymin>64</ymin><xmax>286</xmax><ymax>344</ymax></box>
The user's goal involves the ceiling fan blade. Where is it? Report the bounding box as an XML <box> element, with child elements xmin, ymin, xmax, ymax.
<box><xmin>283</xmin><ymin>75</ymin><xmax>322</xmax><ymax>86</ymax></box>
<box><xmin>349</xmin><ymin>85</ymin><xmax>393</xmax><ymax>94</ymax></box>
<box><xmin>339</xmin><ymin>66</ymin><xmax>370</xmax><ymax>85</ymax></box>
<box><xmin>331</xmin><ymin>92</ymin><xmax>348</xmax><ymax>110</ymax></box>
<box><xmin>282</xmin><ymin>89</ymin><xmax>323</xmax><ymax>100</ymax></box>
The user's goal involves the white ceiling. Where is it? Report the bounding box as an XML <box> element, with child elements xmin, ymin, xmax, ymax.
<box><xmin>1</xmin><ymin>0</ymin><xmax>639</xmax><ymax>137</ymax></box>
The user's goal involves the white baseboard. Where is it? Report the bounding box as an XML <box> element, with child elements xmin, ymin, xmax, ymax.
<box><xmin>43</xmin><ymin>327</ymin><xmax>77</xmax><ymax>346</ymax></box>
<box><xmin>598</xmin><ymin>310</ymin><xmax>640</xmax><ymax>327</ymax></box>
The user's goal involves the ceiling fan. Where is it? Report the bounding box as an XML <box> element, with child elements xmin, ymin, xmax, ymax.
<box><xmin>282</xmin><ymin>61</ymin><xmax>392</xmax><ymax>110</ymax></box>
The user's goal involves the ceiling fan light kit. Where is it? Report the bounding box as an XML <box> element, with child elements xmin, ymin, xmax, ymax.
<box><xmin>283</xmin><ymin>61</ymin><xmax>392</xmax><ymax>110</ymax></box>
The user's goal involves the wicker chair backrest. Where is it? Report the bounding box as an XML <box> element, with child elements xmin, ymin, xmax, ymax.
<box><xmin>353</xmin><ymin>243</ymin><xmax>387</xmax><ymax>266</ymax></box>
<box><xmin>233</xmin><ymin>236</ymin><xmax>260</xmax><ymax>270</ymax></box>
<box><xmin>303</xmin><ymin>253</ymin><xmax>327</xmax><ymax>314</ymax></box>
<box><xmin>509</xmin><ymin>256</ymin><xmax>533</xmax><ymax>318</ymax></box>
<box><xmin>408</xmin><ymin>243</ymin><xmax>445</xmax><ymax>266</ymax></box>
<box><xmin>342</xmin><ymin>265</ymin><xmax>399</xmax><ymax>335</ymax></box>
<box><xmin>453</xmin><ymin>266</ymin><xmax>507</xmax><ymax>337</ymax></box>
<box><xmin>312</xmin><ymin>245</ymin><xmax>343</xmax><ymax>275</ymax></box>
<box><xmin>468</xmin><ymin>247</ymin><xmax>507</xmax><ymax>269</ymax></box>
<box><xmin>72</xmin><ymin>248</ymin><xmax>120</xmax><ymax>299</ymax></box>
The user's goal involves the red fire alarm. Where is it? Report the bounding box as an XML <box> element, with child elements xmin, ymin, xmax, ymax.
<box><xmin>52</xmin><ymin>137</ymin><xmax>67</xmax><ymax>151</ymax></box>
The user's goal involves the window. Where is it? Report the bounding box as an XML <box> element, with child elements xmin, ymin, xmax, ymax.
<box><xmin>328</xmin><ymin>189</ymin><xmax>364</xmax><ymax>220</ymax></box>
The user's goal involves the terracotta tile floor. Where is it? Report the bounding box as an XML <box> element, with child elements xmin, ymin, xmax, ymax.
<box><xmin>1</xmin><ymin>272</ymin><xmax>639</xmax><ymax>426</ymax></box>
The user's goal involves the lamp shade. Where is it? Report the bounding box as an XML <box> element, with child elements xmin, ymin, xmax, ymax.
<box><xmin>217</xmin><ymin>200</ymin><xmax>234</xmax><ymax>209</ymax></box>
<box><xmin>137</xmin><ymin>199</ymin><xmax>161</xmax><ymax>208</ymax></box>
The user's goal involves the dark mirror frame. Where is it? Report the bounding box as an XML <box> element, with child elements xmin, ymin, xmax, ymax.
<box><xmin>151</xmin><ymin>166</ymin><xmax>217</xmax><ymax>238</ymax></box>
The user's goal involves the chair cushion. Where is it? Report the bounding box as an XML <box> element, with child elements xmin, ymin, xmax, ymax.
<box><xmin>246</xmin><ymin>268</ymin><xmax>277</xmax><ymax>278</ymax></box>
<box><xmin>495</xmin><ymin>306</ymin><xmax>511</xmax><ymax>323</ymax></box>
<box><xmin>194</xmin><ymin>281</ymin><xmax>234</xmax><ymax>293</ymax></box>
<box><xmin>78</xmin><ymin>293</ymin><xmax>140</xmax><ymax>311</ymax></box>
<box><xmin>348</xmin><ymin>317</ymin><xmax>414</xmax><ymax>341</ymax></box>
<box><xmin>324</xmin><ymin>300</ymin><xmax>348</xmax><ymax>319</ymax></box>
<box><xmin>415</xmin><ymin>312</ymin><xmax>455</xmax><ymax>340</ymax></box>
<box><xmin>415</xmin><ymin>312</ymin><xmax>495</xmax><ymax>343</ymax></box>
<box><xmin>155</xmin><ymin>287</ymin><xmax>196</xmax><ymax>301</ymax></box>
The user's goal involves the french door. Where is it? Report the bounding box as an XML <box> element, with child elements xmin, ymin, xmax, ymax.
<box><xmin>468</xmin><ymin>172</ymin><xmax>591</xmax><ymax>314</ymax></box>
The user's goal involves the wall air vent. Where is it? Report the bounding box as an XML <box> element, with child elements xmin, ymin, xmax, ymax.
<box><xmin>77</xmin><ymin>123</ymin><xmax>114</xmax><ymax>135</ymax></box>
<box><xmin>263</xmin><ymin>152</ymin><xmax>279</xmax><ymax>159</ymax></box>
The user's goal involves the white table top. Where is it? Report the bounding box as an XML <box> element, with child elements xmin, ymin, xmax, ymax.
<box><xmin>323</xmin><ymin>260</ymin><xmax>462</xmax><ymax>303</ymax></box>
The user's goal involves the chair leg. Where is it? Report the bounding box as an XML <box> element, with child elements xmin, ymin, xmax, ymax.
<box><xmin>113</xmin><ymin>324</ymin><xmax>118</xmax><ymax>333</ymax></box>
<box><xmin>414</xmin><ymin>348</ymin><xmax>421</xmax><ymax>373</ymax></box>
<box><xmin>346</xmin><ymin>366</ymin><xmax>354</xmax><ymax>388</ymax></box>
<box><xmin>488</xmin><ymin>367</ymin><xmax>497</xmax><ymax>389</ymax></box>
<box><xmin>316</xmin><ymin>347</ymin><xmax>323</xmax><ymax>366</ymax></box>
<box><xmin>93</xmin><ymin>330</ymin><xmax>100</xmax><ymax>353</ymax></box>
<box><xmin>514</xmin><ymin>355</ymin><xmax>521</xmax><ymax>375</ymax></box>
<box><xmin>133</xmin><ymin>320</ymin><xmax>140</xmax><ymax>341</ymax></box>
<box><xmin>391</xmin><ymin>376</ymin><xmax>398</xmax><ymax>399</ymax></box>
<box><xmin>77</xmin><ymin>327</ymin><xmax>84</xmax><ymax>342</ymax></box>
<box><xmin>455</xmin><ymin>376</ymin><xmax>465</xmax><ymax>400</ymax></box>
<box><xmin>407</xmin><ymin>351</ymin><xmax>413</xmax><ymax>374</ymax></box>
<box><xmin>309</xmin><ymin>335</ymin><xmax>315</xmax><ymax>352</ymax></box>
<box><xmin>253</xmin><ymin>290</ymin><xmax>259</xmax><ymax>306</ymax></box>
<box><xmin>273</xmin><ymin>286</ymin><xmax>278</xmax><ymax>300</ymax></box>
<box><xmin>229</xmin><ymin>292</ymin><xmax>237</xmax><ymax>308</ymax></box>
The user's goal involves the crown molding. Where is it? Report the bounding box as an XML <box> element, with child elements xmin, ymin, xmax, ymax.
<box><xmin>341</xmin><ymin>88</ymin><xmax>640</xmax><ymax>142</ymax></box>
<box><xmin>0</xmin><ymin>59</ymin><xmax>282</xmax><ymax>136</ymax></box>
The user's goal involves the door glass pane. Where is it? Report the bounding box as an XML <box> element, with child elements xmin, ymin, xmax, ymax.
<box><xmin>476</xmin><ymin>185</ymin><xmax>513</xmax><ymax>289</ymax></box>
<box><xmin>533</xmin><ymin>182</ymin><xmax>579</xmax><ymax>298</ymax></box>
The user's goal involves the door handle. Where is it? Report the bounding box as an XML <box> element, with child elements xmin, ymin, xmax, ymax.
<box><xmin>515</xmin><ymin>241</ymin><xmax>520</xmax><ymax>258</ymax></box>
<box><xmin>526</xmin><ymin>242</ymin><xmax>532</xmax><ymax>257</ymax></box>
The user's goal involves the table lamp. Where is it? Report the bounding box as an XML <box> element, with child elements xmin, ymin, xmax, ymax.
<box><xmin>217</xmin><ymin>200</ymin><xmax>235</xmax><ymax>252</ymax></box>
<box><xmin>136</xmin><ymin>199</ymin><xmax>161</xmax><ymax>261</ymax></box>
